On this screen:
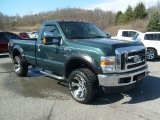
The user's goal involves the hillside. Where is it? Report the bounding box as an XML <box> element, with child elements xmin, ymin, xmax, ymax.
<box><xmin>13</xmin><ymin>19</ymin><xmax>148</xmax><ymax>36</ymax></box>
<box><xmin>105</xmin><ymin>19</ymin><xmax>148</xmax><ymax>36</ymax></box>
<box><xmin>0</xmin><ymin>2</ymin><xmax>159</xmax><ymax>35</ymax></box>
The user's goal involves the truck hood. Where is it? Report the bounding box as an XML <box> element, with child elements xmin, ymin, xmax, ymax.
<box><xmin>69</xmin><ymin>38</ymin><xmax>143</xmax><ymax>55</ymax></box>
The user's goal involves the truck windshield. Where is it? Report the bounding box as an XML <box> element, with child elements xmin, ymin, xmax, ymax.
<box><xmin>133</xmin><ymin>33</ymin><xmax>139</xmax><ymax>40</ymax></box>
<box><xmin>59</xmin><ymin>22</ymin><xmax>107</xmax><ymax>39</ymax></box>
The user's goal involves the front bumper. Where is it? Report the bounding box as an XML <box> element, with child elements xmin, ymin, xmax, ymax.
<box><xmin>98</xmin><ymin>66</ymin><xmax>148</xmax><ymax>87</ymax></box>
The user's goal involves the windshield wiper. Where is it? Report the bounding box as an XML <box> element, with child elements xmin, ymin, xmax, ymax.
<box><xmin>68</xmin><ymin>36</ymin><xmax>107</xmax><ymax>39</ymax></box>
<box><xmin>93</xmin><ymin>36</ymin><xmax>108</xmax><ymax>38</ymax></box>
<box><xmin>68</xmin><ymin>36</ymin><xmax>87</xmax><ymax>39</ymax></box>
<box><xmin>87</xmin><ymin>36</ymin><xmax>107</xmax><ymax>39</ymax></box>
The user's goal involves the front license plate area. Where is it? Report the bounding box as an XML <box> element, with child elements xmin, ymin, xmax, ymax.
<box><xmin>133</xmin><ymin>73</ymin><xmax>145</xmax><ymax>81</ymax></box>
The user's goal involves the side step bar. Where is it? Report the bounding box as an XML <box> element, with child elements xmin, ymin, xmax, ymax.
<box><xmin>40</xmin><ymin>70</ymin><xmax>65</xmax><ymax>80</ymax></box>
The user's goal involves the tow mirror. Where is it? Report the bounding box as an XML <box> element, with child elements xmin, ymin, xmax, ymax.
<box><xmin>42</xmin><ymin>32</ymin><xmax>62</xmax><ymax>45</ymax></box>
<box><xmin>105</xmin><ymin>32</ymin><xmax>111</xmax><ymax>38</ymax></box>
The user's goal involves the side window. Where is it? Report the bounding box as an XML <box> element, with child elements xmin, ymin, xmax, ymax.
<box><xmin>144</xmin><ymin>34</ymin><xmax>154</xmax><ymax>40</ymax></box>
<box><xmin>42</xmin><ymin>25</ymin><xmax>60</xmax><ymax>39</ymax></box>
<box><xmin>158</xmin><ymin>34</ymin><xmax>160</xmax><ymax>40</ymax></box>
<box><xmin>122</xmin><ymin>31</ymin><xmax>137</xmax><ymax>37</ymax></box>
<box><xmin>144</xmin><ymin>34</ymin><xmax>160</xmax><ymax>41</ymax></box>
<box><xmin>122</xmin><ymin>31</ymin><xmax>128</xmax><ymax>37</ymax></box>
<box><xmin>154</xmin><ymin>34</ymin><xmax>158</xmax><ymax>40</ymax></box>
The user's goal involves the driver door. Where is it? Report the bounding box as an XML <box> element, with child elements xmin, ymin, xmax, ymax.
<box><xmin>36</xmin><ymin>25</ymin><xmax>65</xmax><ymax>75</ymax></box>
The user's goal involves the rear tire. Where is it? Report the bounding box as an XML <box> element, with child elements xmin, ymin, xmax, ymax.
<box><xmin>13</xmin><ymin>55</ymin><xmax>28</xmax><ymax>76</ymax></box>
<box><xmin>147</xmin><ymin>49</ymin><xmax>157</xmax><ymax>61</ymax></box>
<box><xmin>68</xmin><ymin>68</ymin><xmax>98</xmax><ymax>104</ymax></box>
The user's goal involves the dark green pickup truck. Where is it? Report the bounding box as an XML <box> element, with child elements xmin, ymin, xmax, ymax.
<box><xmin>9</xmin><ymin>20</ymin><xmax>148</xmax><ymax>103</ymax></box>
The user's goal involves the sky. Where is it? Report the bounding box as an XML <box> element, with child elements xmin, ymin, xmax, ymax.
<box><xmin>0</xmin><ymin>0</ymin><xmax>159</xmax><ymax>16</ymax></box>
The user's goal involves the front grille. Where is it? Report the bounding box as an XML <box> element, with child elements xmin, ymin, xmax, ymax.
<box><xmin>127</xmin><ymin>61</ymin><xmax>145</xmax><ymax>69</ymax></box>
<box><xmin>127</xmin><ymin>50</ymin><xmax>146</xmax><ymax>69</ymax></box>
<box><xmin>116</xmin><ymin>46</ymin><xmax>146</xmax><ymax>72</ymax></box>
<box><xmin>128</xmin><ymin>50</ymin><xmax>145</xmax><ymax>56</ymax></box>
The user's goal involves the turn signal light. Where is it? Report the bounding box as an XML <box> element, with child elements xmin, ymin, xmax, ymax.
<box><xmin>100</xmin><ymin>61</ymin><xmax>115</xmax><ymax>65</ymax></box>
<box><xmin>43</xmin><ymin>37</ymin><xmax>46</xmax><ymax>44</ymax></box>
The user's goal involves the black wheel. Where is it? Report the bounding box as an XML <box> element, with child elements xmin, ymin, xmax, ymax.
<box><xmin>68</xmin><ymin>68</ymin><xmax>98</xmax><ymax>104</ymax></box>
<box><xmin>13</xmin><ymin>55</ymin><xmax>28</xmax><ymax>76</ymax></box>
<box><xmin>147</xmin><ymin>49</ymin><xmax>157</xmax><ymax>60</ymax></box>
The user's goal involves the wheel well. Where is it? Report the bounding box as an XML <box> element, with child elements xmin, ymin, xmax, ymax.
<box><xmin>65</xmin><ymin>59</ymin><xmax>96</xmax><ymax>78</ymax></box>
<box><xmin>147</xmin><ymin>47</ymin><xmax>157</xmax><ymax>54</ymax></box>
<box><xmin>13</xmin><ymin>49</ymin><xmax>20</xmax><ymax>59</ymax></box>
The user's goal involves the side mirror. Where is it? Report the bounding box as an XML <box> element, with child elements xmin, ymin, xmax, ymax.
<box><xmin>105</xmin><ymin>32</ymin><xmax>111</xmax><ymax>38</ymax></box>
<box><xmin>42</xmin><ymin>32</ymin><xmax>62</xmax><ymax>45</ymax></box>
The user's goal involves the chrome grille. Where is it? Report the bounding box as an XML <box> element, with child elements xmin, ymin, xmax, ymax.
<box><xmin>115</xmin><ymin>46</ymin><xmax>146</xmax><ymax>72</ymax></box>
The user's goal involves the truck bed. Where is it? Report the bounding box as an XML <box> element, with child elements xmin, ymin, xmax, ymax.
<box><xmin>9</xmin><ymin>39</ymin><xmax>37</xmax><ymax>65</ymax></box>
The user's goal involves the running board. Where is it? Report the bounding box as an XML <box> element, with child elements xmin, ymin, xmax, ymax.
<box><xmin>40</xmin><ymin>71</ymin><xmax>65</xmax><ymax>80</ymax></box>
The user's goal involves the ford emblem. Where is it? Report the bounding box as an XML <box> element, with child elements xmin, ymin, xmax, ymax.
<box><xmin>134</xmin><ymin>55</ymin><xmax>141</xmax><ymax>63</ymax></box>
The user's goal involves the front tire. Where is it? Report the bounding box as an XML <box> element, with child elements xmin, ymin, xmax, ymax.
<box><xmin>68</xmin><ymin>68</ymin><xmax>98</xmax><ymax>104</ymax></box>
<box><xmin>13</xmin><ymin>55</ymin><xmax>28</xmax><ymax>77</ymax></box>
<box><xmin>147</xmin><ymin>49</ymin><xmax>157</xmax><ymax>61</ymax></box>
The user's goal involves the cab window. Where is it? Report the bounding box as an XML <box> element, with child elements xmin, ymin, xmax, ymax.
<box><xmin>144</xmin><ymin>34</ymin><xmax>160</xmax><ymax>41</ymax></box>
<box><xmin>122</xmin><ymin>31</ymin><xmax>137</xmax><ymax>37</ymax></box>
<box><xmin>42</xmin><ymin>25</ymin><xmax>60</xmax><ymax>39</ymax></box>
<box><xmin>144</xmin><ymin>34</ymin><xmax>154</xmax><ymax>40</ymax></box>
<box><xmin>158</xmin><ymin>34</ymin><xmax>160</xmax><ymax>40</ymax></box>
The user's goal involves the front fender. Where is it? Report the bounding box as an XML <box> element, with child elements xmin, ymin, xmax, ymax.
<box><xmin>64</xmin><ymin>53</ymin><xmax>102</xmax><ymax>77</ymax></box>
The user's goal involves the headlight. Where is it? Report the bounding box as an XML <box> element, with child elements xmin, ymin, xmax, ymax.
<box><xmin>100</xmin><ymin>56</ymin><xmax>116</xmax><ymax>73</ymax></box>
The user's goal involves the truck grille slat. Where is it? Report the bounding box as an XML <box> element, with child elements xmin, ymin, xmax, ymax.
<box><xmin>128</xmin><ymin>50</ymin><xmax>145</xmax><ymax>56</ymax></box>
<box><xmin>121</xmin><ymin>53</ymin><xmax>126</xmax><ymax>70</ymax></box>
<box><xmin>127</xmin><ymin>61</ymin><xmax>145</xmax><ymax>69</ymax></box>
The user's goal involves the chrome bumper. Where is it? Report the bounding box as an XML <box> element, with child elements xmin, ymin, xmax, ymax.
<box><xmin>98</xmin><ymin>67</ymin><xmax>149</xmax><ymax>87</ymax></box>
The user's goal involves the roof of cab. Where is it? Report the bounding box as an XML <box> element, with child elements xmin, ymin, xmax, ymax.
<box><xmin>145</xmin><ymin>32</ymin><xmax>160</xmax><ymax>34</ymax></box>
<box><xmin>43</xmin><ymin>20</ymin><xmax>89</xmax><ymax>26</ymax></box>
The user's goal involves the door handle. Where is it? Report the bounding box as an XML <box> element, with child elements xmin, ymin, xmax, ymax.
<box><xmin>38</xmin><ymin>45</ymin><xmax>41</xmax><ymax>52</ymax></box>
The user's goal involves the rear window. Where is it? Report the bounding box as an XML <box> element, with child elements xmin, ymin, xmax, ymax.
<box><xmin>122</xmin><ymin>31</ymin><xmax>137</xmax><ymax>37</ymax></box>
<box><xmin>144</xmin><ymin>34</ymin><xmax>160</xmax><ymax>41</ymax></box>
<box><xmin>133</xmin><ymin>33</ymin><xmax>139</xmax><ymax>40</ymax></box>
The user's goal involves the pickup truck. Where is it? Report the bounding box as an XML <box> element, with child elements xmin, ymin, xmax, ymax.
<box><xmin>112</xmin><ymin>29</ymin><xmax>140</xmax><ymax>40</ymax></box>
<box><xmin>9</xmin><ymin>20</ymin><xmax>148</xmax><ymax>104</ymax></box>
